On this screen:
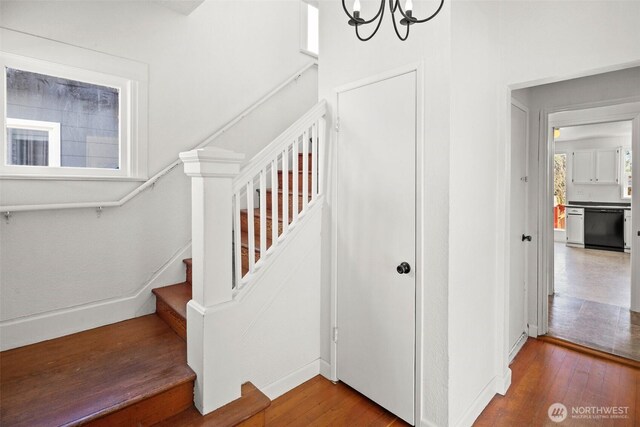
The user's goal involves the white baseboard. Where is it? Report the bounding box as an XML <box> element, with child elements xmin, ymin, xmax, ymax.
<box><xmin>509</xmin><ymin>333</ymin><xmax>528</xmax><ymax>364</ymax></box>
<box><xmin>495</xmin><ymin>368</ymin><xmax>512</xmax><ymax>395</ymax></box>
<box><xmin>319</xmin><ymin>359</ymin><xmax>333</xmax><ymax>380</ymax></box>
<box><xmin>0</xmin><ymin>242</ymin><xmax>191</xmax><ymax>350</ymax></box>
<box><xmin>528</xmin><ymin>324</ymin><xmax>539</xmax><ymax>337</ymax></box>
<box><xmin>421</xmin><ymin>418</ymin><xmax>443</xmax><ymax>427</ymax></box>
<box><xmin>260</xmin><ymin>359</ymin><xmax>322</xmax><ymax>400</ymax></box>
<box><xmin>453</xmin><ymin>374</ymin><xmax>504</xmax><ymax>427</ymax></box>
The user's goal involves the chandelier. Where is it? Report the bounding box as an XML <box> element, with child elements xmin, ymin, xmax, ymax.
<box><xmin>342</xmin><ymin>0</ymin><xmax>444</xmax><ymax>41</ymax></box>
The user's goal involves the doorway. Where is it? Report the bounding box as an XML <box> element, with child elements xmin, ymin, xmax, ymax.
<box><xmin>335</xmin><ymin>69</ymin><xmax>417</xmax><ymax>425</ymax></box>
<box><xmin>549</xmin><ymin>119</ymin><xmax>636</xmax><ymax>359</ymax></box>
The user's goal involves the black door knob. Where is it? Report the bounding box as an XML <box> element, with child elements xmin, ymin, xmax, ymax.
<box><xmin>522</xmin><ymin>234</ymin><xmax>532</xmax><ymax>242</ymax></box>
<box><xmin>396</xmin><ymin>262</ymin><xmax>411</xmax><ymax>274</ymax></box>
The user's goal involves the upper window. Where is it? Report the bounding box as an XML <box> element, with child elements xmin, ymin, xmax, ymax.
<box><xmin>1</xmin><ymin>29</ymin><xmax>147</xmax><ymax>180</ymax></box>
<box><xmin>300</xmin><ymin>1</ymin><xmax>319</xmax><ymax>58</ymax></box>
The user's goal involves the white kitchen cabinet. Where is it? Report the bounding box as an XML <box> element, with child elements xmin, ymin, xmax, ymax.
<box><xmin>595</xmin><ymin>148</ymin><xmax>619</xmax><ymax>184</ymax></box>
<box><xmin>566</xmin><ymin>207</ymin><xmax>584</xmax><ymax>246</ymax></box>
<box><xmin>572</xmin><ymin>151</ymin><xmax>594</xmax><ymax>184</ymax></box>
<box><xmin>571</xmin><ymin>148</ymin><xmax>620</xmax><ymax>185</ymax></box>
<box><xmin>625</xmin><ymin>209</ymin><xmax>632</xmax><ymax>252</ymax></box>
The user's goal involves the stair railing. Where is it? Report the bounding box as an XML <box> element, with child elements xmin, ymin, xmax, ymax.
<box><xmin>232</xmin><ymin>100</ymin><xmax>327</xmax><ymax>290</ymax></box>
<box><xmin>179</xmin><ymin>100</ymin><xmax>326</xmax><ymax>413</ymax></box>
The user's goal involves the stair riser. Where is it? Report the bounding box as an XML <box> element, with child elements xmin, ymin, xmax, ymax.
<box><xmin>240</xmin><ymin>211</ymin><xmax>283</xmax><ymax>246</ymax></box>
<box><xmin>297</xmin><ymin>153</ymin><xmax>313</xmax><ymax>171</ymax></box>
<box><xmin>88</xmin><ymin>381</ymin><xmax>194</xmax><ymax>427</ymax></box>
<box><xmin>265</xmin><ymin>191</ymin><xmax>308</xmax><ymax>219</ymax></box>
<box><xmin>277</xmin><ymin>171</ymin><xmax>313</xmax><ymax>193</ymax></box>
<box><xmin>156</xmin><ymin>298</ymin><xmax>187</xmax><ymax>340</ymax></box>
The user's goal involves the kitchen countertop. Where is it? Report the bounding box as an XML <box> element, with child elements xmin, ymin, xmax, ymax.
<box><xmin>565</xmin><ymin>202</ymin><xmax>631</xmax><ymax>210</ymax></box>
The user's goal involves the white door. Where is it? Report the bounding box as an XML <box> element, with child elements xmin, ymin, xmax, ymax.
<box><xmin>595</xmin><ymin>148</ymin><xmax>619</xmax><ymax>184</ymax></box>
<box><xmin>572</xmin><ymin>151</ymin><xmax>594</xmax><ymax>184</ymax></box>
<box><xmin>509</xmin><ymin>102</ymin><xmax>528</xmax><ymax>355</ymax></box>
<box><xmin>337</xmin><ymin>71</ymin><xmax>416</xmax><ymax>425</ymax></box>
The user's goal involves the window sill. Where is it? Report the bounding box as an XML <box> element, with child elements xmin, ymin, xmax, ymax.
<box><xmin>300</xmin><ymin>48</ymin><xmax>318</xmax><ymax>59</ymax></box>
<box><xmin>0</xmin><ymin>174</ymin><xmax>148</xmax><ymax>182</ymax></box>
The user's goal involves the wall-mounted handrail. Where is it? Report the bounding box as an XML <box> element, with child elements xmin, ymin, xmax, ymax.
<box><xmin>1</xmin><ymin>61</ymin><xmax>318</xmax><ymax>214</ymax></box>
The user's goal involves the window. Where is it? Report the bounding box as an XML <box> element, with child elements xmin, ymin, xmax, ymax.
<box><xmin>300</xmin><ymin>1</ymin><xmax>319</xmax><ymax>57</ymax></box>
<box><xmin>554</xmin><ymin>153</ymin><xmax>567</xmax><ymax>230</ymax></box>
<box><xmin>1</xmin><ymin>29</ymin><xmax>148</xmax><ymax>180</ymax></box>
<box><xmin>622</xmin><ymin>148</ymin><xmax>632</xmax><ymax>199</ymax></box>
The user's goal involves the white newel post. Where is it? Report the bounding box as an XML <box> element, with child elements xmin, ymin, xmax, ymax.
<box><xmin>179</xmin><ymin>147</ymin><xmax>245</xmax><ymax>415</ymax></box>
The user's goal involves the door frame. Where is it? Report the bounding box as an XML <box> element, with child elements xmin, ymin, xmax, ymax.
<box><xmin>538</xmin><ymin>100</ymin><xmax>640</xmax><ymax>334</ymax></box>
<box><xmin>330</xmin><ymin>62</ymin><xmax>424</xmax><ymax>424</ymax></box>
<box><xmin>508</xmin><ymin>98</ymin><xmax>530</xmax><ymax>361</ymax></box>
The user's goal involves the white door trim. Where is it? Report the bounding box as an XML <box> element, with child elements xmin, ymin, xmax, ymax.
<box><xmin>509</xmin><ymin>98</ymin><xmax>530</xmax><ymax>356</ymax></box>
<box><xmin>330</xmin><ymin>61</ymin><xmax>424</xmax><ymax>425</ymax></box>
<box><xmin>539</xmin><ymin>101</ymin><xmax>640</xmax><ymax>332</ymax></box>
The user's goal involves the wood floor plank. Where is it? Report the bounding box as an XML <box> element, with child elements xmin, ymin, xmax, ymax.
<box><xmin>477</xmin><ymin>338</ymin><xmax>638</xmax><ymax>426</ymax></box>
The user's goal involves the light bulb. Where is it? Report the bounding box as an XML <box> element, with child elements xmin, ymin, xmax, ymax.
<box><xmin>405</xmin><ymin>0</ymin><xmax>413</xmax><ymax>12</ymax></box>
<box><xmin>353</xmin><ymin>0</ymin><xmax>361</xmax><ymax>13</ymax></box>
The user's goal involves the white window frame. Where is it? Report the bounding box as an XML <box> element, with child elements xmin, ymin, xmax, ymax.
<box><xmin>6</xmin><ymin>118</ymin><xmax>61</xmax><ymax>167</ymax></box>
<box><xmin>300</xmin><ymin>0</ymin><xmax>319</xmax><ymax>58</ymax></box>
<box><xmin>0</xmin><ymin>28</ymin><xmax>148</xmax><ymax>181</ymax></box>
<box><xmin>621</xmin><ymin>146</ymin><xmax>632</xmax><ymax>199</ymax></box>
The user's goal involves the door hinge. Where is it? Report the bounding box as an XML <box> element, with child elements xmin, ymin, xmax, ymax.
<box><xmin>335</xmin><ymin>118</ymin><xmax>340</xmax><ymax>132</ymax></box>
<box><xmin>332</xmin><ymin>327</ymin><xmax>338</xmax><ymax>343</ymax></box>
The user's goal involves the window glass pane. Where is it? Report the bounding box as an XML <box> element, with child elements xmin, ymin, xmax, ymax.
<box><xmin>5</xmin><ymin>67</ymin><xmax>120</xmax><ymax>169</ymax></box>
<box><xmin>624</xmin><ymin>149</ymin><xmax>632</xmax><ymax>197</ymax></box>
<box><xmin>554</xmin><ymin>153</ymin><xmax>566</xmax><ymax>230</ymax></box>
<box><xmin>307</xmin><ymin>4</ymin><xmax>319</xmax><ymax>55</ymax></box>
<box><xmin>7</xmin><ymin>128</ymin><xmax>49</xmax><ymax>166</ymax></box>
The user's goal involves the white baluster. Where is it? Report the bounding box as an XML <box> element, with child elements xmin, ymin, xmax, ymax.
<box><xmin>271</xmin><ymin>158</ymin><xmax>279</xmax><ymax>246</ymax></box>
<box><xmin>312</xmin><ymin>122</ymin><xmax>318</xmax><ymax>200</ymax></box>
<box><xmin>259</xmin><ymin>168</ymin><xmax>267</xmax><ymax>255</ymax></box>
<box><xmin>302</xmin><ymin>129</ymin><xmax>309</xmax><ymax>211</ymax></box>
<box><xmin>292</xmin><ymin>138</ymin><xmax>299</xmax><ymax>222</ymax></box>
<box><xmin>282</xmin><ymin>147</ymin><xmax>289</xmax><ymax>235</ymax></box>
<box><xmin>246</xmin><ymin>179</ymin><xmax>255</xmax><ymax>273</ymax></box>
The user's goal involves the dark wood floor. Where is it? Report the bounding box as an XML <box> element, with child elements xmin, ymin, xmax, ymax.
<box><xmin>265</xmin><ymin>375</ymin><xmax>409</xmax><ymax>426</ymax></box>
<box><xmin>0</xmin><ymin>315</ymin><xmax>195</xmax><ymax>426</ymax></box>
<box><xmin>476</xmin><ymin>338</ymin><xmax>639</xmax><ymax>426</ymax></box>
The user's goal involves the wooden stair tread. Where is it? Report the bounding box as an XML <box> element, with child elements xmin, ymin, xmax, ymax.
<box><xmin>153</xmin><ymin>281</ymin><xmax>192</xmax><ymax>320</ymax></box>
<box><xmin>156</xmin><ymin>382</ymin><xmax>270</xmax><ymax>427</ymax></box>
<box><xmin>0</xmin><ymin>315</ymin><xmax>195</xmax><ymax>427</ymax></box>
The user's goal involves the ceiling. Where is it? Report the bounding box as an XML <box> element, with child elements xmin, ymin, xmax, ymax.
<box><xmin>555</xmin><ymin>120</ymin><xmax>632</xmax><ymax>142</ymax></box>
<box><xmin>155</xmin><ymin>0</ymin><xmax>205</xmax><ymax>16</ymax></box>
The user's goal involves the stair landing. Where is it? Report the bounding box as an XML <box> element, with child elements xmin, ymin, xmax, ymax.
<box><xmin>0</xmin><ymin>315</ymin><xmax>195</xmax><ymax>426</ymax></box>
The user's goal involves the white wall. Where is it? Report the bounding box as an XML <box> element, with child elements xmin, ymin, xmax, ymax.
<box><xmin>0</xmin><ymin>0</ymin><xmax>317</xmax><ymax>349</ymax></box>
<box><xmin>318</xmin><ymin>1</ymin><xmax>452</xmax><ymax>425</ymax></box>
<box><xmin>556</xmin><ymin>136</ymin><xmax>631</xmax><ymax>203</ymax></box>
<box><xmin>320</xmin><ymin>1</ymin><xmax>640</xmax><ymax>426</ymax></box>
<box><xmin>511</xmin><ymin>67</ymin><xmax>640</xmax><ymax>336</ymax></box>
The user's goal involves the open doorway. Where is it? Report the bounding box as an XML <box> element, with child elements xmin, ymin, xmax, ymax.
<box><xmin>509</xmin><ymin>66</ymin><xmax>640</xmax><ymax>363</ymax></box>
<box><xmin>549</xmin><ymin>120</ymin><xmax>636</xmax><ymax>360</ymax></box>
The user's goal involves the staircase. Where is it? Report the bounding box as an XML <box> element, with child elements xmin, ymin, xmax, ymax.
<box><xmin>0</xmin><ymin>101</ymin><xmax>326</xmax><ymax>426</ymax></box>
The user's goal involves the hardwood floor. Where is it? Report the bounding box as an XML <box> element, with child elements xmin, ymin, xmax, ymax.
<box><xmin>0</xmin><ymin>315</ymin><xmax>195</xmax><ymax>426</ymax></box>
<box><xmin>476</xmin><ymin>338</ymin><xmax>640</xmax><ymax>426</ymax></box>
<box><xmin>552</xmin><ymin>242</ymin><xmax>639</xmax><ymax>361</ymax></box>
<box><xmin>265</xmin><ymin>376</ymin><xmax>409</xmax><ymax>427</ymax></box>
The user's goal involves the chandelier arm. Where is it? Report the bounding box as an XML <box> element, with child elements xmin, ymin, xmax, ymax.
<box><xmin>390</xmin><ymin>0</ymin><xmax>399</xmax><ymax>13</ymax></box>
<box><xmin>342</xmin><ymin>0</ymin><xmax>385</xmax><ymax>25</ymax></box>
<box><xmin>390</xmin><ymin>7</ymin><xmax>410</xmax><ymax>41</ymax></box>
<box><xmin>397</xmin><ymin>0</ymin><xmax>445</xmax><ymax>23</ymax></box>
<box><xmin>355</xmin><ymin>4</ymin><xmax>386</xmax><ymax>41</ymax></box>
